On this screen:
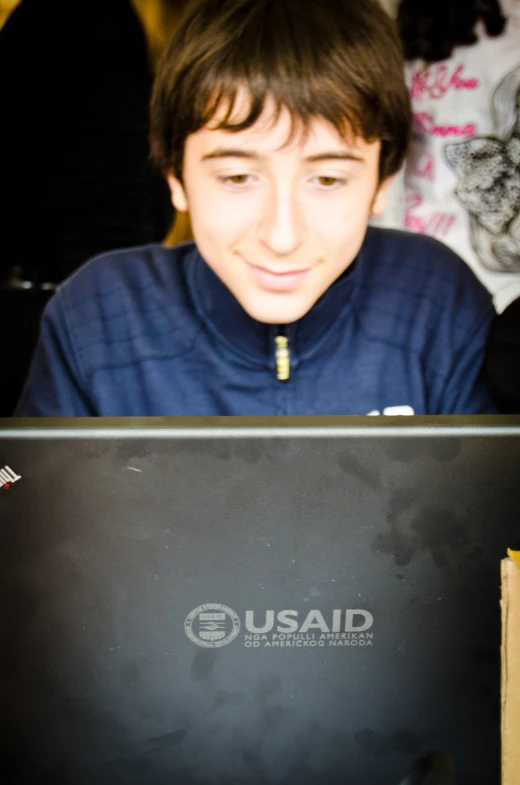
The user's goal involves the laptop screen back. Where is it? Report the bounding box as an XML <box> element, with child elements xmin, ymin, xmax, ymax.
<box><xmin>1</xmin><ymin>417</ymin><xmax>519</xmax><ymax>785</ymax></box>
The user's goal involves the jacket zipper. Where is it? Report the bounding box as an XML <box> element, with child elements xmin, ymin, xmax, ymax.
<box><xmin>274</xmin><ymin>325</ymin><xmax>291</xmax><ymax>382</ymax></box>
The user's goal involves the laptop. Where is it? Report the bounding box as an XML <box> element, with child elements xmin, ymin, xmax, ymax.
<box><xmin>1</xmin><ymin>416</ymin><xmax>519</xmax><ymax>785</ymax></box>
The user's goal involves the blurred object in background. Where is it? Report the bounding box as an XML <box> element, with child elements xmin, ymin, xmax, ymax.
<box><xmin>399</xmin><ymin>0</ymin><xmax>520</xmax><ymax>314</ymax></box>
<box><xmin>486</xmin><ymin>296</ymin><xmax>520</xmax><ymax>412</ymax></box>
<box><xmin>369</xmin><ymin>170</ymin><xmax>406</xmax><ymax>230</ymax></box>
<box><xmin>370</xmin><ymin>0</ymin><xmax>405</xmax><ymax>230</ymax></box>
<box><xmin>131</xmin><ymin>0</ymin><xmax>189</xmax><ymax>71</ymax></box>
<box><xmin>0</xmin><ymin>0</ymin><xmax>178</xmax><ymax>415</ymax></box>
<box><xmin>0</xmin><ymin>288</ymin><xmax>54</xmax><ymax>417</ymax></box>
<box><xmin>0</xmin><ymin>0</ymin><xmax>173</xmax><ymax>288</ymax></box>
<box><xmin>378</xmin><ymin>0</ymin><xmax>399</xmax><ymax>18</ymax></box>
<box><xmin>131</xmin><ymin>0</ymin><xmax>194</xmax><ymax>245</ymax></box>
<box><xmin>398</xmin><ymin>0</ymin><xmax>507</xmax><ymax>64</ymax></box>
<box><xmin>0</xmin><ymin>0</ymin><xmax>20</xmax><ymax>29</ymax></box>
<box><xmin>164</xmin><ymin>208</ymin><xmax>193</xmax><ymax>245</ymax></box>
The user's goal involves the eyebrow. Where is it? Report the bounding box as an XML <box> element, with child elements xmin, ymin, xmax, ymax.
<box><xmin>201</xmin><ymin>148</ymin><xmax>365</xmax><ymax>163</ymax></box>
<box><xmin>305</xmin><ymin>151</ymin><xmax>365</xmax><ymax>163</ymax></box>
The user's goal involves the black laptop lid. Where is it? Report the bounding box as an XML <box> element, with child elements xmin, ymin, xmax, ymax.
<box><xmin>1</xmin><ymin>417</ymin><xmax>519</xmax><ymax>785</ymax></box>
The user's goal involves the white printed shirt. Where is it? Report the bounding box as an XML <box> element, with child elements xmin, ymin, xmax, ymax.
<box><xmin>404</xmin><ymin>0</ymin><xmax>520</xmax><ymax>312</ymax></box>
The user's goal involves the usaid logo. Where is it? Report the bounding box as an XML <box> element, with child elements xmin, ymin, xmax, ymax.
<box><xmin>185</xmin><ymin>605</ymin><xmax>374</xmax><ymax>649</ymax></box>
<box><xmin>0</xmin><ymin>465</ymin><xmax>22</xmax><ymax>490</ymax></box>
<box><xmin>185</xmin><ymin>604</ymin><xmax>241</xmax><ymax>648</ymax></box>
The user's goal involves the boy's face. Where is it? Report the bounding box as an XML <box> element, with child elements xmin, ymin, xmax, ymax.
<box><xmin>168</xmin><ymin>96</ymin><xmax>391</xmax><ymax>324</ymax></box>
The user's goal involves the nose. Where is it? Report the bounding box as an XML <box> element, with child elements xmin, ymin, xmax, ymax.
<box><xmin>258</xmin><ymin>182</ymin><xmax>304</xmax><ymax>256</ymax></box>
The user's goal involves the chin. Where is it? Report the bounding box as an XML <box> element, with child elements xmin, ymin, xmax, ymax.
<box><xmin>241</xmin><ymin>295</ymin><xmax>314</xmax><ymax>325</ymax></box>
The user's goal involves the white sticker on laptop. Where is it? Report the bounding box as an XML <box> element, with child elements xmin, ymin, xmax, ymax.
<box><xmin>0</xmin><ymin>465</ymin><xmax>22</xmax><ymax>490</ymax></box>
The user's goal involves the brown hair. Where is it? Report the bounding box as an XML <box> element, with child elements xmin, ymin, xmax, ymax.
<box><xmin>150</xmin><ymin>0</ymin><xmax>411</xmax><ymax>182</ymax></box>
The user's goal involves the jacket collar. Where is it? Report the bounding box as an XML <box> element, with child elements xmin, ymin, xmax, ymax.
<box><xmin>184</xmin><ymin>239</ymin><xmax>364</xmax><ymax>368</ymax></box>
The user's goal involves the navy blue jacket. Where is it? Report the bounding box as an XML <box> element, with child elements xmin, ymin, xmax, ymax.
<box><xmin>16</xmin><ymin>229</ymin><xmax>496</xmax><ymax>416</ymax></box>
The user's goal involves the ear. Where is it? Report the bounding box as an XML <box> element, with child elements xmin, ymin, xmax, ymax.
<box><xmin>167</xmin><ymin>173</ymin><xmax>189</xmax><ymax>212</ymax></box>
<box><xmin>370</xmin><ymin>175</ymin><xmax>393</xmax><ymax>218</ymax></box>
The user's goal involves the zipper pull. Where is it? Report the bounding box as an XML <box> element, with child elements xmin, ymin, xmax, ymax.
<box><xmin>275</xmin><ymin>327</ymin><xmax>291</xmax><ymax>382</ymax></box>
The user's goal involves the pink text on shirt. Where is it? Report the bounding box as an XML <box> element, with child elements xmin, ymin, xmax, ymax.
<box><xmin>411</xmin><ymin>64</ymin><xmax>479</xmax><ymax>102</ymax></box>
<box><xmin>413</xmin><ymin>113</ymin><xmax>476</xmax><ymax>137</ymax></box>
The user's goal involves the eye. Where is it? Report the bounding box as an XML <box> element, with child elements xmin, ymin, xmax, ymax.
<box><xmin>312</xmin><ymin>176</ymin><xmax>346</xmax><ymax>189</ymax></box>
<box><xmin>219</xmin><ymin>174</ymin><xmax>255</xmax><ymax>186</ymax></box>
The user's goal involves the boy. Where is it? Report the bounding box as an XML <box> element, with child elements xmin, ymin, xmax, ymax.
<box><xmin>16</xmin><ymin>0</ymin><xmax>496</xmax><ymax>416</ymax></box>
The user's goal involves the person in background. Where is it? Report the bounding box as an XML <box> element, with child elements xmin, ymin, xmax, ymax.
<box><xmin>398</xmin><ymin>0</ymin><xmax>520</xmax><ymax>315</ymax></box>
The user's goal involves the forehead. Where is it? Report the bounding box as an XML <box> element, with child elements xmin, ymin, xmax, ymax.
<box><xmin>186</xmin><ymin>93</ymin><xmax>379</xmax><ymax>160</ymax></box>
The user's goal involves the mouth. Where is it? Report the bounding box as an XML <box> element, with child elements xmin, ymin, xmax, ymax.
<box><xmin>245</xmin><ymin>260</ymin><xmax>312</xmax><ymax>292</ymax></box>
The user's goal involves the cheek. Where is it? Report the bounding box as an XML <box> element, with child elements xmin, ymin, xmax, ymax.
<box><xmin>306</xmin><ymin>192</ymin><xmax>372</xmax><ymax>250</ymax></box>
<box><xmin>190</xmin><ymin>187</ymin><xmax>256</xmax><ymax>245</ymax></box>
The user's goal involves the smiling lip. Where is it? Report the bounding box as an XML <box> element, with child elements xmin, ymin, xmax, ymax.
<box><xmin>245</xmin><ymin>261</ymin><xmax>312</xmax><ymax>292</ymax></box>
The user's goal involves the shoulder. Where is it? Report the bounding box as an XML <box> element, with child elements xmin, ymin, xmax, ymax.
<box><xmin>49</xmin><ymin>243</ymin><xmax>201</xmax><ymax>374</ymax></box>
<box><xmin>360</xmin><ymin>227</ymin><xmax>492</xmax><ymax>301</ymax></box>
<box><xmin>56</xmin><ymin>241</ymin><xmax>195</xmax><ymax>313</ymax></box>
<box><xmin>354</xmin><ymin>228</ymin><xmax>494</xmax><ymax>355</ymax></box>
